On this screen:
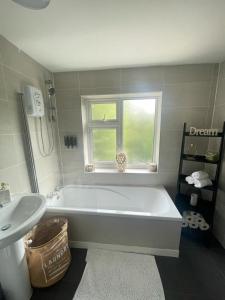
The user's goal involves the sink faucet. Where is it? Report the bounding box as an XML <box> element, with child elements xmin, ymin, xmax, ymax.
<box><xmin>0</xmin><ymin>182</ymin><xmax>11</xmax><ymax>208</ymax></box>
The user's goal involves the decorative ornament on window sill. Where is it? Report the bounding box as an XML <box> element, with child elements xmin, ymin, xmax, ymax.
<box><xmin>149</xmin><ymin>163</ymin><xmax>157</xmax><ymax>172</ymax></box>
<box><xmin>85</xmin><ymin>164</ymin><xmax>95</xmax><ymax>172</ymax></box>
<box><xmin>116</xmin><ymin>152</ymin><xmax>127</xmax><ymax>173</ymax></box>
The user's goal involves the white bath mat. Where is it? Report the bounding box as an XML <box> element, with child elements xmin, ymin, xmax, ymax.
<box><xmin>73</xmin><ymin>249</ymin><xmax>165</xmax><ymax>300</ymax></box>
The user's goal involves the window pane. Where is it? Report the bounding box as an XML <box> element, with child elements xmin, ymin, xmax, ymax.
<box><xmin>91</xmin><ymin>103</ymin><xmax>116</xmax><ymax>121</ymax></box>
<box><xmin>93</xmin><ymin>128</ymin><xmax>116</xmax><ymax>161</ymax></box>
<box><xmin>123</xmin><ymin>99</ymin><xmax>156</xmax><ymax>163</ymax></box>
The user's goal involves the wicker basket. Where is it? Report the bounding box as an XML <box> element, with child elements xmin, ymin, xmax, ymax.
<box><xmin>25</xmin><ymin>217</ymin><xmax>71</xmax><ymax>288</ymax></box>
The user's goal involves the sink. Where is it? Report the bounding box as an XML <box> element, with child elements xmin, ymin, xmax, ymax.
<box><xmin>0</xmin><ymin>194</ymin><xmax>46</xmax><ymax>300</ymax></box>
<box><xmin>0</xmin><ymin>194</ymin><xmax>46</xmax><ymax>249</ymax></box>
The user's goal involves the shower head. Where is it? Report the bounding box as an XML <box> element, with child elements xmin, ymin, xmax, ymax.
<box><xmin>48</xmin><ymin>87</ymin><xmax>55</xmax><ymax>96</ymax></box>
<box><xmin>45</xmin><ymin>80</ymin><xmax>55</xmax><ymax>96</ymax></box>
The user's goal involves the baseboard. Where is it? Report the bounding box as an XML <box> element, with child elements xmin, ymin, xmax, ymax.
<box><xmin>69</xmin><ymin>240</ymin><xmax>179</xmax><ymax>258</ymax></box>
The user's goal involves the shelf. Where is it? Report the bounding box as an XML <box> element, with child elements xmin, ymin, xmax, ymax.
<box><xmin>179</xmin><ymin>174</ymin><xmax>217</xmax><ymax>191</ymax></box>
<box><xmin>177</xmin><ymin>122</ymin><xmax>225</xmax><ymax>244</ymax></box>
<box><xmin>182</xmin><ymin>154</ymin><xmax>219</xmax><ymax>164</ymax></box>
<box><xmin>184</xmin><ymin>132</ymin><xmax>223</xmax><ymax>137</ymax></box>
<box><xmin>175</xmin><ymin>193</ymin><xmax>214</xmax><ymax>243</ymax></box>
<box><xmin>175</xmin><ymin>193</ymin><xmax>214</xmax><ymax>224</ymax></box>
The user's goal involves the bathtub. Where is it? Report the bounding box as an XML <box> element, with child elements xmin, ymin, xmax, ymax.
<box><xmin>46</xmin><ymin>185</ymin><xmax>182</xmax><ymax>257</ymax></box>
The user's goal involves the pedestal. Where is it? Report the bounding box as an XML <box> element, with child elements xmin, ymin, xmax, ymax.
<box><xmin>0</xmin><ymin>239</ymin><xmax>32</xmax><ymax>300</ymax></box>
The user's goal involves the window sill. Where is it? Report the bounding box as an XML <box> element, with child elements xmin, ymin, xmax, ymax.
<box><xmin>85</xmin><ymin>168</ymin><xmax>158</xmax><ymax>174</ymax></box>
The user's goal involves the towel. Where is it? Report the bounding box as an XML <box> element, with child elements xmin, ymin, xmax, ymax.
<box><xmin>194</xmin><ymin>178</ymin><xmax>212</xmax><ymax>188</ymax></box>
<box><xmin>191</xmin><ymin>171</ymin><xmax>209</xmax><ymax>180</ymax></box>
<box><xmin>185</xmin><ymin>176</ymin><xmax>195</xmax><ymax>184</ymax></box>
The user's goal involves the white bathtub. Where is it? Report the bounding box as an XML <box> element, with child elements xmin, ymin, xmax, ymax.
<box><xmin>46</xmin><ymin>185</ymin><xmax>182</xmax><ymax>257</ymax></box>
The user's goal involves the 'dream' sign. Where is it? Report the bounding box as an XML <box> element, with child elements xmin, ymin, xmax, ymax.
<box><xmin>189</xmin><ymin>127</ymin><xmax>218</xmax><ymax>136</ymax></box>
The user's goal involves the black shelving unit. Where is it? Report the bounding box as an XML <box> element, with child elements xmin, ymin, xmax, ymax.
<box><xmin>176</xmin><ymin>122</ymin><xmax>225</xmax><ymax>240</ymax></box>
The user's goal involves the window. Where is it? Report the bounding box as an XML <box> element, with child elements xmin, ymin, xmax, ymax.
<box><xmin>81</xmin><ymin>93</ymin><xmax>161</xmax><ymax>171</ymax></box>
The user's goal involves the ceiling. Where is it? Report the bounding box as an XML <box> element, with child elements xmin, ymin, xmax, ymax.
<box><xmin>1</xmin><ymin>0</ymin><xmax>225</xmax><ymax>72</ymax></box>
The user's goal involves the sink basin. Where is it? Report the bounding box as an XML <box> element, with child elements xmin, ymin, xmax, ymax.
<box><xmin>0</xmin><ymin>194</ymin><xmax>46</xmax><ymax>300</ymax></box>
<box><xmin>0</xmin><ymin>194</ymin><xmax>46</xmax><ymax>249</ymax></box>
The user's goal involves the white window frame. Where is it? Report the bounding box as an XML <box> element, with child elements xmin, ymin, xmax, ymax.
<box><xmin>81</xmin><ymin>92</ymin><xmax>162</xmax><ymax>170</ymax></box>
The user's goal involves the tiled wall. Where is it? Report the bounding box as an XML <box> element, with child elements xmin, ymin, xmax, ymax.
<box><xmin>0</xmin><ymin>36</ymin><xmax>60</xmax><ymax>195</ymax></box>
<box><xmin>211</xmin><ymin>61</ymin><xmax>225</xmax><ymax>247</ymax></box>
<box><xmin>54</xmin><ymin>64</ymin><xmax>218</xmax><ymax>197</ymax></box>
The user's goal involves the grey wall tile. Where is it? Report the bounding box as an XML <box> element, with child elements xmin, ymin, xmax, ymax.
<box><xmin>160</xmin><ymin>130</ymin><xmax>183</xmax><ymax>151</ymax></box>
<box><xmin>61</xmin><ymin>150</ymin><xmax>84</xmax><ymax>173</ymax></box>
<box><xmin>80</xmin><ymin>87</ymin><xmax>122</xmax><ymax>96</ymax></box>
<box><xmin>121</xmin><ymin>66</ymin><xmax>163</xmax><ymax>88</ymax></box>
<box><xmin>13</xmin><ymin>134</ymin><xmax>26</xmax><ymax>164</ymax></box>
<box><xmin>8</xmin><ymin>100</ymin><xmax>24</xmax><ymax>132</ymax></box>
<box><xmin>163</xmin><ymin>64</ymin><xmax>214</xmax><ymax>84</ymax></box>
<box><xmin>56</xmin><ymin>89</ymin><xmax>80</xmax><ymax>110</ymax></box>
<box><xmin>0</xmin><ymin>36</ymin><xmax>43</xmax><ymax>80</ymax></box>
<box><xmin>120</xmin><ymin>83</ymin><xmax>163</xmax><ymax>94</ymax></box>
<box><xmin>220</xmin><ymin>62</ymin><xmax>225</xmax><ymax>79</ymax></box>
<box><xmin>0</xmin><ymin>65</ymin><xmax>7</xmax><ymax>100</ymax></box>
<box><xmin>0</xmin><ymin>36</ymin><xmax>4</xmax><ymax>64</ymax></box>
<box><xmin>161</xmin><ymin>107</ymin><xmax>209</xmax><ymax>130</ymax></box>
<box><xmin>0</xmin><ymin>36</ymin><xmax>60</xmax><ymax>196</ymax></box>
<box><xmin>79</xmin><ymin>69</ymin><xmax>121</xmax><ymax>89</ymax></box>
<box><xmin>158</xmin><ymin>148</ymin><xmax>180</xmax><ymax>172</ymax></box>
<box><xmin>54</xmin><ymin>72</ymin><xmax>78</xmax><ymax>89</ymax></box>
<box><xmin>4</xmin><ymin>66</ymin><xmax>28</xmax><ymax>101</ymax></box>
<box><xmin>0</xmin><ymin>163</ymin><xmax>30</xmax><ymax>193</ymax></box>
<box><xmin>215</xmin><ymin>76</ymin><xmax>225</xmax><ymax>106</ymax></box>
<box><xmin>211</xmin><ymin>105</ymin><xmax>225</xmax><ymax>130</ymax></box>
<box><xmin>58</xmin><ymin>109</ymin><xmax>83</xmax><ymax>132</ymax></box>
<box><xmin>0</xmin><ymin>135</ymin><xmax>17</xmax><ymax>169</ymax></box>
<box><xmin>0</xmin><ymin>100</ymin><xmax>12</xmax><ymax>133</ymax></box>
<box><xmin>35</xmin><ymin>152</ymin><xmax>59</xmax><ymax>181</ymax></box>
<box><xmin>163</xmin><ymin>82</ymin><xmax>211</xmax><ymax>107</ymax></box>
<box><xmin>38</xmin><ymin>173</ymin><xmax>60</xmax><ymax>195</ymax></box>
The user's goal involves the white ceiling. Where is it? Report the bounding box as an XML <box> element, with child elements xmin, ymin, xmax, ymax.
<box><xmin>1</xmin><ymin>0</ymin><xmax>225</xmax><ymax>72</ymax></box>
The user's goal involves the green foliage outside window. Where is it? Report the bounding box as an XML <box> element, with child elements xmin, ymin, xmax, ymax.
<box><xmin>91</xmin><ymin>99</ymin><xmax>155</xmax><ymax>163</ymax></box>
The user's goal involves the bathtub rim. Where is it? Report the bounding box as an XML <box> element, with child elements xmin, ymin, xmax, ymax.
<box><xmin>47</xmin><ymin>184</ymin><xmax>182</xmax><ymax>222</ymax></box>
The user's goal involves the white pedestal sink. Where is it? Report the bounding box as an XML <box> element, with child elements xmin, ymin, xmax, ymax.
<box><xmin>0</xmin><ymin>194</ymin><xmax>46</xmax><ymax>300</ymax></box>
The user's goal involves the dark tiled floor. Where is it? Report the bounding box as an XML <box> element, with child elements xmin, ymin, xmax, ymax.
<box><xmin>31</xmin><ymin>236</ymin><xmax>225</xmax><ymax>300</ymax></box>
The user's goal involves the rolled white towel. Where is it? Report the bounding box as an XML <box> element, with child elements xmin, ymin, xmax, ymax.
<box><xmin>185</xmin><ymin>176</ymin><xmax>195</xmax><ymax>184</ymax></box>
<box><xmin>191</xmin><ymin>171</ymin><xmax>209</xmax><ymax>180</ymax></box>
<box><xmin>194</xmin><ymin>178</ymin><xmax>212</xmax><ymax>188</ymax></box>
